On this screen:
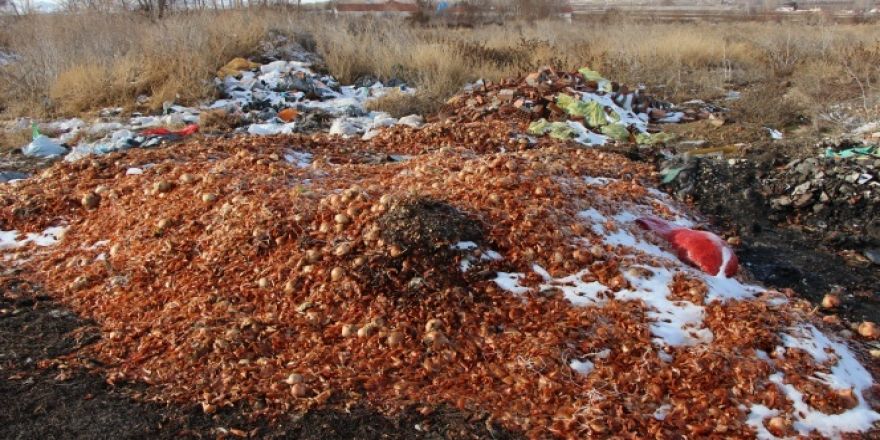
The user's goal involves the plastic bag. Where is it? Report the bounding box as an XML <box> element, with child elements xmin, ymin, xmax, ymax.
<box><xmin>556</xmin><ymin>94</ymin><xmax>608</xmax><ymax>128</ymax></box>
<box><xmin>578</xmin><ymin>67</ymin><xmax>606</xmax><ymax>82</ymax></box>
<box><xmin>600</xmin><ymin>123</ymin><xmax>630</xmax><ymax>141</ymax></box>
<box><xmin>23</xmin><ymin>136</ymin><xmax>67</xmax><ymax>158</ymax></box>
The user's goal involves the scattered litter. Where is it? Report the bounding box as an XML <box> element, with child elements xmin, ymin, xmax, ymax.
<box><xmin>22</xmin><ymin>136</ymin><xmax>67</xmax><ymax>158</ymax></box>
<box><xmin>765</xmin><ymin>127</ymin><xmax>783</xmax><ymax>140</ymax></box>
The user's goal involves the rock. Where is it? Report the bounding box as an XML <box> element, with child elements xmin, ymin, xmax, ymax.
<box><xmin>791</xmin><ymin>181</ymin><xmax>812</xmax><ymax>196</ymax></box>
<box><xmin>793</xmin><ymin>193</ymin><xmax>814</xmax><ymax>208</ymax></box>
<box><xmin>772</xmin><ymin>196</ymin><xmax>792</xmax><ymax>207</ymax></box>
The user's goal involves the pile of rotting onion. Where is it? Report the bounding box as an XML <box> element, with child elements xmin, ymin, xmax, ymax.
<box><xmin>1</xmin><ymin>122</ymin><xmax>879</xmax><ymax>438</ymax></box>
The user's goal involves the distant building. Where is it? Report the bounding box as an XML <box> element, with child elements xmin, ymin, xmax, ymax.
<box><xmin>333</xmin><ymin>0</ymin><xmax>420</xmax><ymax>17</ymax></box>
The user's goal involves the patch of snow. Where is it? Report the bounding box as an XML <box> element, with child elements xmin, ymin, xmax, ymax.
<box><xmin>578</xmin><ymin>91</ymin><xmax>649</xmax><ymax>132</ymax></box>
<box><xmin>583</xmin><ymin>176</ymin><xmax>615</xmax><ymax>186</ymax></box>
<box><xmin>535</xmin><ymin>265</ymin><xmax>607</xmax><ymax>307</ymax></box>
<box><xmin>0</xmin><ymin>226</ymin><xmax>67</xmax><ymax>250</ymax></box>
<box><xmin>658</xmin><ymin>112</ymin><xmax>685</xmax><ymax>123</ymax></box>
<box><xmin>617</xmin><ymin>265</ymin><xmax>713</xmax><ymax>346</ymax></box>
<box><xmin>284</xmin><ymin>150</ymin><xmax>313</xmax><ymax>168</ymax></box>
<box><xmin>567</xmin><ymin>121</ymin><xmax>608</xmax><ymax>146</ymax></box>
<box><xmin>482</xmin><ymin>250</ymin><xmax>503</xmax><ymax>261</ymax></box>
<box><xmin>653</xmin><ymin>404</ymin><xmax>673</xmax><ymax>421</ymax></box>
<box><xmin>493</xmin><ymin>272</ymin><xmax>529</xmax><ymax>295</ymax></box>
<box><xmin>452</xmin><ymin>241</ymin><xmax>479</xmax><ymax>251</ymax></box>
<box><xmin>247</xmin><ymin>122</ymin><xmax>297</xmax><ymax>135</ymax></box>
<box><xmin>745</xmin><ymin>404</ymin><xmax>781</xmax><ymax>439</ymax></box>
<box><xmin>771</xmin><ymin>324</ymin><xmax>880</xmax><ymax>437</ymax></box>
<box><xmin>569</xmin><ymin>359</ymin><xmax>594</xmax><ymax>375</ymax></box>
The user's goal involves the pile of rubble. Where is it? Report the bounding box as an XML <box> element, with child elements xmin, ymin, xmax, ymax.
<box><xmin>662</xmin><ymin>144</ymin><xmax>880</xmax><ymax>258</ymax></box>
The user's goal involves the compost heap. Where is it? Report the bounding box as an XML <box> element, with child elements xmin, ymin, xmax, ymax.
<box><xmin>1</xmin><ymin>71</ymin><xmax>879</xmax><ymax>440</ymax></box>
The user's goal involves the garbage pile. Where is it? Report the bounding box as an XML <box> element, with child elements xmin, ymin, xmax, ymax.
<box><xmin>662</xmin><ymin>143</ymin><xmax>880</xmax><ymax>255</ymax></box>
<box><xmin>437</xmin><ymin>66</ymin><xmax>711</xmax><ymax>147</ymax></box>
<box><xmin>9</xmin><ymin>41</ymin><xmax>418</xmax><ymax>162</ymax></box>
<box><xmin>2</xmin><ymin>115</ymin><xmax>879</xmax><ymax>438</ymax></box>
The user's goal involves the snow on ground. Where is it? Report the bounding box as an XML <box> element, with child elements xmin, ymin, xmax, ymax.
<box><xmin>0</xmin><ymin>226</ymin><xmax>67</xmax><ymax>250</ymax></box>
<box><xmin>490</xmin><ymin>172</ymin><xmax>878</xmax><ymax>436</ymax></box>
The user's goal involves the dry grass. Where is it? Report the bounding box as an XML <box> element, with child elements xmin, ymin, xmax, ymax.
<box><xmin>365</xmin><ymin>90</ymin><xmax>432</xmax><ymax>118</ymax></box>
<box><xmin>0</xmin><ymin>127</ymin><xmax>31</xmax><ymax>153</ymax></box>
<box><xmin>0</xmin><ymin>10</ymin><xmax>268</xmax><ymax>116</ymax></box>
<box><xmin>1</xmin><ymin>10</ymin><xmax>879</xmax><ymax>129</ymax></box>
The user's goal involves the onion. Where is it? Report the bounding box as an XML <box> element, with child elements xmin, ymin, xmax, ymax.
<box><xmin>425</xmin><ymin>319</ymin><xmax>443</xmax><ymax>332</ymax></box>
<box><xmin>357</xmin><ymin>323</ymin><xmax>376</xmax><ymax>338</ymax></box>
<box><xmin>387</xmin><ymin>331</ymin><xmax>404</xmax><ymax>346</ymax></box>
<box><xmin>341</xmin><ymin>324</ymin><xmax>355</xmax><ymax>338</ymax></box>
<box><xmin>81</xmin><ymin>192</ymin><xmax>101</xmax><ymax>209</ymax></box>
<box><xmin>291</xmin><ymin>383</ymin><xmax>308</xmax><ymax>397</ymax></box>
<box><xmin>858</xmin><ymin>321</ymin><xmax>879</xmax><ymax>339</ymax></box>
<box><xmin>283</xmin><ymin>280</ymin><xmax>295</xmax><ymax>294</ymax></box>
<box><xmin>767</xmin><ymin>417</ymin><xmax>788</xmax><ymax>436</ymax></box>
<box><xmin>334</xmin><ymin>243</ymin><xmax>352</xmax><ymax>257</ymax></box>
<box><xmin>154</xmin><ymin>181</ymin><xmax>174</xmax><ymax>193</ymax></box>
<box><xmin>389</xmin><ymin>245</ymin><xmax>403</xmax><ymax>257</ymax></box>
<box><xmin>330</xmin><ymin>267</ymin><xmax>344</xmax><ymax>281</ymax></box>
<box><xmin>821</xmin><ymin>294</ymin><xmax>841</xmax><ymax>309</ymax></box>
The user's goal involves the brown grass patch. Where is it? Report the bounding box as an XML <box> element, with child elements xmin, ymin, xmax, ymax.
<box><xmin>1</xmin><ymin>10</ymin><xmax>879</xmax><ymax>131</ymax></box>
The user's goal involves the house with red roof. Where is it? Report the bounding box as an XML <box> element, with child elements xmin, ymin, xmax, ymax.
<box><xmin>333</xmin><ymin>0</ymin><xmax>421</xmax><ymax>17</ymax></box>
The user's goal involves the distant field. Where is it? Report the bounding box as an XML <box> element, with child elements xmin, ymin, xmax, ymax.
<box><xmin>0</xmin><ymin>9</ymin><xmax>878</xmax><ymax>131</ymax></box>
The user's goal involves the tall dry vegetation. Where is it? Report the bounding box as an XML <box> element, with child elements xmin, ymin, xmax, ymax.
<box><xmin>1</xmin><ymin>9</ymin><xmax>879</xmax><ymax>128</ymax></box>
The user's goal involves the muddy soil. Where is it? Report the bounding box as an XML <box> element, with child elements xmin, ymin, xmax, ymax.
<box><xmin>0</xmin><ymin>280</ymin><xmax>519</xmax><ymax>440</ymax></box>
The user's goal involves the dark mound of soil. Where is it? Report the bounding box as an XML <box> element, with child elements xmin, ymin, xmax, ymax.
<box><xmin>378</xmin><ymin>197</ymin><xmax>484</xmax><ymax>257</ymax></box>
<box><xmin>661</xmin><ymin>153</ymin><xmax>880</xmax><ymax>322</ymax></box>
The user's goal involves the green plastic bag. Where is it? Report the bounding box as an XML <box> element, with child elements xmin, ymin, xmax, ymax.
<box><xmin>600</xmin><ymin>123</ymin><xmax>630</xmax><ymax>142</ymax></box>
<box><xmin>824</xmin><ymin>145</ymin><xmax>880</xmax><ymax>158</ymax></box>
<box><xmin>636</xmin><ymin>132</ymin><xmax>676</xmax><ymax>145</ymax></box>
<box><xmin>548</xmin><ymin>122</ymin><xmax>575</xmax><ymax>139</ymax></box>
<box><xmin>557</xmin><ymin>94</ymin><xmax>608</xmax><ymax>128</ymax></box>
<box><xmin>527</xmin><ymin>119</ymin><xmax>551</xmax><ymax>135</ymax></box>
<box><xmin>578</xmin><ymin>67</ymin><xmax>606</xmax><ymax>82</ymax></box>
<box><xmin>32</xmin><ymin>122</ymin><xmax>41</xmax><ymax>140</ymax></box>
<box><xmin>527</xmin><ymin>118</ymin><xmax>574</xmax><ymax>139</ymax></box>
